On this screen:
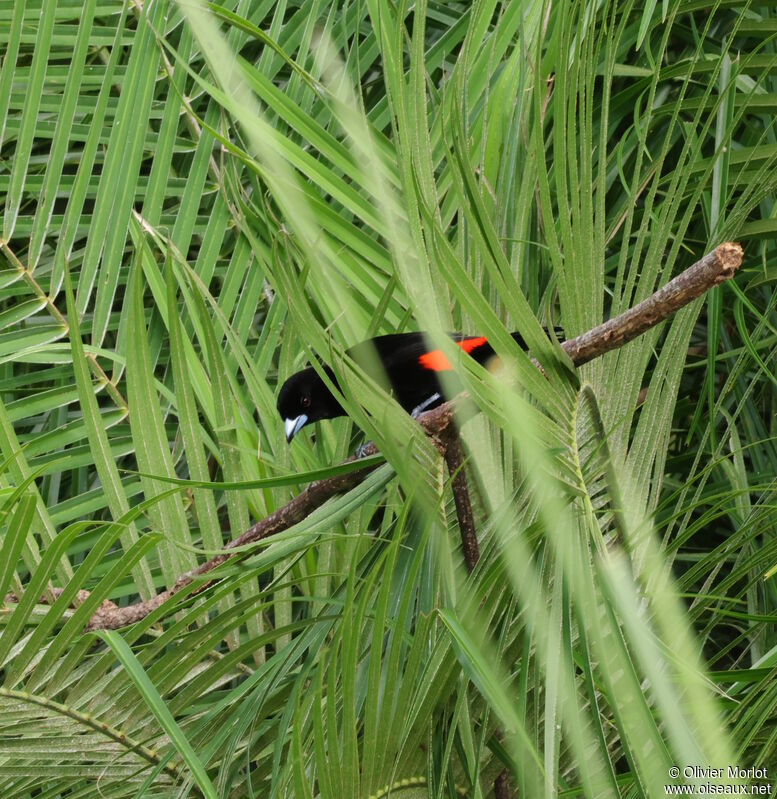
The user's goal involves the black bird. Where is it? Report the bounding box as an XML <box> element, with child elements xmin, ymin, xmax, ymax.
<box><xmin>277</xmin><ymin>331</ymin><xmax>538</xmax><ymax>442</ymax></box>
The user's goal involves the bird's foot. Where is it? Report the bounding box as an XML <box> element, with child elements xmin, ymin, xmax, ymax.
<box><xmin>355</xmin><ymin>442</ymin><xmax>372</xmax><ymax>459</ymax></box>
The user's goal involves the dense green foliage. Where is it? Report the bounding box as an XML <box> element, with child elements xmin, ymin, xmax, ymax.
<box><xmin>0</xmin><ymin>0</ymin><xmax>776</xmax><ymax>796</ymax></box>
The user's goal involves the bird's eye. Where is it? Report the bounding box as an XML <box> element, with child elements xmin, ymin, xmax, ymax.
<box><xmin>300</xmin><ymin>395</ymin><xmax>311</xmax><ymax>409</ymax></box>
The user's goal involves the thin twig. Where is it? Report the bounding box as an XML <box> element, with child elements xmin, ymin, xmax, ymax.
<box><xmin>494</xmin><ymin>768</ymin><xmax>510</xmax><ymax>799</ymax></box>
<box><xmin>442</xmin><ymin>431</ymin><xmax>479</xmax><ymax>572</ymax></box>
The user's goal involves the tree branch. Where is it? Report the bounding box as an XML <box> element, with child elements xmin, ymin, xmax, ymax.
<box><xmin>560</xmin><ymin>241</ymin><xmax>742</xmax><ymax>366</ymax></box>
<box><xmin>442</xmin><ymin>430</ymin><xmax>480</xmax><ymax>572</ymax></box>
<box><xmin>17</xmin><ymin>242</ymin><xmax>741</xmax><ymax>632</ymax></box>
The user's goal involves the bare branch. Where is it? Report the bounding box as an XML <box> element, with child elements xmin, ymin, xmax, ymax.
<box><xmin>494</xmin><ymin>768</ymin><xmax>511</xmax><ymax>799</ymax></box>
<box><xmin>442</xmin><ymin>431</ymin><xmax>479</xmax><ymax>572</ymax></box>
<box><xmin>560</xmin><ymin>242</ymin><xmax>742</xmax><ymax>366</ymax></box>
<box><xmin>9</xmin><ymin>242</ymin><xmax>741</xmax><ymax>632</ymax></box>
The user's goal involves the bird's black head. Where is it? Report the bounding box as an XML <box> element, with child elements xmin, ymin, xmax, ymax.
<box><xmin>276</xmin><ymin>366</ymin><xmax>345</xmax><ymax>442</ymax></box>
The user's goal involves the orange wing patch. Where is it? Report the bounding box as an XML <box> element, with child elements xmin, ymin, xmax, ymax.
<box><xmin>418</xmin><ymin>336</ymin><xmax>487</xmax><ymax>372</ymax></box>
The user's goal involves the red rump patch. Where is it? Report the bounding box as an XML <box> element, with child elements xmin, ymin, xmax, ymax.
<box><xmin>418</xmin><ymin>337</ymin><xmax>488</xmax><ymax>371</ymax></box>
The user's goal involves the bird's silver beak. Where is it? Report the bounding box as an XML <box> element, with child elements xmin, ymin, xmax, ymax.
<box><xmin>284</xmin><ymin>415</ymin><xmax>308</xmax><ymax>442</ymax></box>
